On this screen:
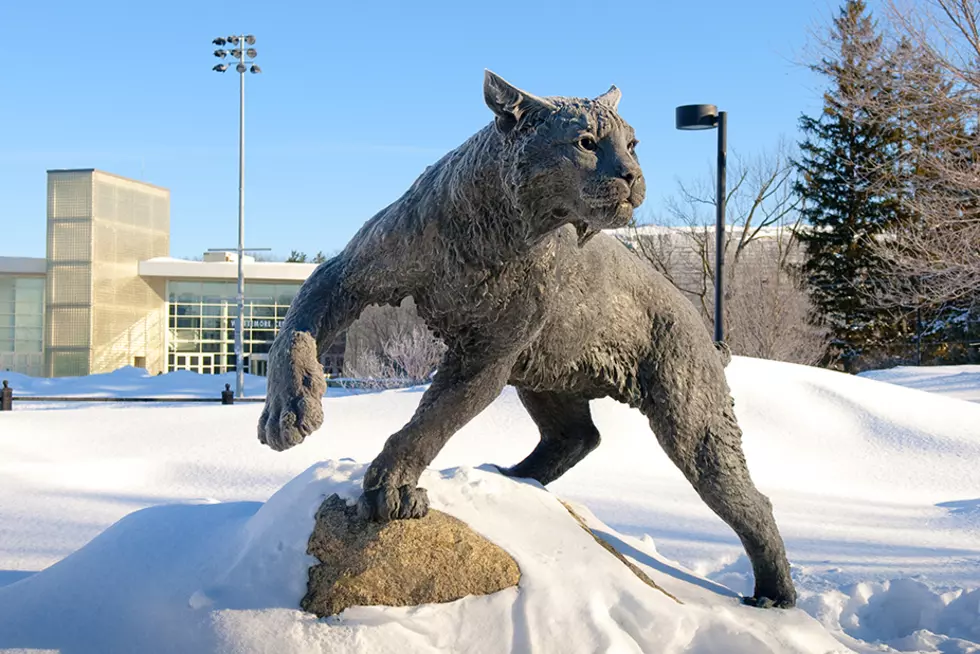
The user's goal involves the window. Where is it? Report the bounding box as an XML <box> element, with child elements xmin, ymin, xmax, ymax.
<box><xmin>166</xmin><ymin>280</ymin><xmax>303</xmax><ymax>375</ymax></box>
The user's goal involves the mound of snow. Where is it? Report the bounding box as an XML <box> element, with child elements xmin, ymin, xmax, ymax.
<box><xmin>1</xmin><ymin>356</ymin><xmax>978</xmax><ymax>652</ymax></box>
<box><xmin>0</xmin><ymin>461</ymin><xmax>848</xmax><ymax>654</ymax></box>
<box><xmin>859</xmin><ymin>365</ymin><xmax>980</xmax><ymax>404</ymax></box>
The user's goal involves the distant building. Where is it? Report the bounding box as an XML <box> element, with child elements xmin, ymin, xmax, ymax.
<box><xmin>0</xmin><ymin>169</ymin><xmax>345</xmax><ymax>378</ymax></box>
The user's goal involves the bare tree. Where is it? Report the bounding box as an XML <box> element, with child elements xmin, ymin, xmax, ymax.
<box><xmin>345</xmin><ymin>297</ymin><xmax>446</xmax><ymax>383</ymax></box>
<box><xmin>624</xmin><ymin>142</ymin><xmax>829</xmax><ymax>365</ymax></box>
<box><xmin>725</xmin><ymin>242</ymin><xmax>830</xmax><ymax>366</ymax></box>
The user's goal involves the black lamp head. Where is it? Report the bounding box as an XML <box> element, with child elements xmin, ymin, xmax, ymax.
<box><xmin>675</xmin><ymin>104</ymin><xmax>719</xmax><ymax>130</ymax></box>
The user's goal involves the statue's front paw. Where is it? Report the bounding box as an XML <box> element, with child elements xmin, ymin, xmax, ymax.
<box><xmin>357</xmin><ymin>485</ymin><xmax>430</xmax><ymax>522</ymax></box>
<box><xmin>257</xmin><ymin>332</ymin><xmax>326</xmax><ymax>452</ymax></box>
<box><xmin>258</xmin><ymin>389</ymin><xmax>323</xmax><ymax>452</ymax></box>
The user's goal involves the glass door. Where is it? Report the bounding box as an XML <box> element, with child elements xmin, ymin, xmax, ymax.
<box><xmin>249</xmin><ymin>354</ymin><xmax>268</xmax><ymax>377</ymax></box>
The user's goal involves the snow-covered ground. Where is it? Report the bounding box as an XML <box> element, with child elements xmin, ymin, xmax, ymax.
<box><xmin>0</xmin><ymin>358</ymin><xmax>978</xmax><ymax>653</ymax></box>
<box><xmin>859</xmin><ymin>364</ymin><xmax>980</xmax><ymax>404</ymax></box>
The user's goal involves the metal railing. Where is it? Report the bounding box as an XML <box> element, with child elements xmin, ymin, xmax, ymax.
<box><xmin>0</xmin><ymin>381</ymin><xmax>257</xmax><ymax>409</ymax></box>
<box><xmin>0</xmin><ymin>377</ymin><xmax>425</xmax><ymax>411</ymax></box>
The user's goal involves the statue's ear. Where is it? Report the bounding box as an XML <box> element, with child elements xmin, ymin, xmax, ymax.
<box><xmin>595</xmin><ymin>85</ymin><xmax>621</xmax><ymax>111</ymax></box>
<box><xmin>484</xmin><ymin>70</ymin><xmax>557</xmax><ymax>134</ymax></box>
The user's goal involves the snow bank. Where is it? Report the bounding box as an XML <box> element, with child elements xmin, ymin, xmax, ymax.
<box><xmin>0</xmin><ymin>357</ymin><xmax>978</xmax><ymax>652</ymax></box>
<box><xmin>801</xmin><ymin>579</ymin><xmax>980</xmax><ymax>653</ymax></box>
<box><xmin>859</xmin><ymin>364</ymin><xmax>980</xmax><ymax>404</ymax></box>
<box><xmin>0</xmin><ymin>461</ymin><xmax>848</xmax><ymax>654</ymax></box>
<box><xmin>0</xmin><ymin>366</ymin><xmax>270</xmax><ymax>398</ymax></box>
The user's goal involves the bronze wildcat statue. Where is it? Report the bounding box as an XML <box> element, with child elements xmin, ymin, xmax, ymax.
<box><xmin>258</xmin><ymin>71</ymin><xmax>796</xmax><ymax>608</ymax></box>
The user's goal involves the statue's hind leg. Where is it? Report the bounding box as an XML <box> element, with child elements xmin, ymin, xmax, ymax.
<box><xmin>501</xmin><ymin>388</ymin><xmax>600</xmax><ymax>485</ymax></box>
<box><xmin>638</xmin><ymin>353</ymin><xmax>796</xmax><ymax>608</ymax></box>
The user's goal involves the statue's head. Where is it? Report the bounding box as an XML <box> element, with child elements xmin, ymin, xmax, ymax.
<box><xmin>483</xmin><ymin>70</ymin><xmax>646</xmax><ymax>244</ymax></box>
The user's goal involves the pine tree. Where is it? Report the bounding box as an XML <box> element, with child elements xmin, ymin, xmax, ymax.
<box><xmin>794</xmin><ymin>0</ymin><xmax>906</xmax><ymax>370</ymax></box>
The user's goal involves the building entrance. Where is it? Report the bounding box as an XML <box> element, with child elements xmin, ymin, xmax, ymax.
<box><xmin>172</xmin><ymin>353</ymin><xmax>216</xmax><ymax>375</ymax></box>
<box><xmin>246</xmin><ymin>354</ymin><xmax>268</xmax><ymax>377</ymax></box>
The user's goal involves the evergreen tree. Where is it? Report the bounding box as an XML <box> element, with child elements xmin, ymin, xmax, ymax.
<box><xmin>286</xmin><ymin>250</ymin><xmax>328</xmax><ymax>264</ymax></box>
<box><xmin>794</xmin><ymin>0</ymin><xmax>906</xmax><ymax>369</ymax></box>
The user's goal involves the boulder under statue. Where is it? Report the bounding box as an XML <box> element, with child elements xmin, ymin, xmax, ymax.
<box><xmin>257</xmin><ymin>71</ymin><xmax>797</xmax><ymax>609</ymax></box>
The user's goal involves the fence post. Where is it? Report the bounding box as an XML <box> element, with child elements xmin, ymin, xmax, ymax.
<box><xmin>0</xmin><ymin>381</ymin><xmax>12</xmax><ymax>412</ymax></box>
<box><xmin>221</xmin><ymin>383</ymin><xmax>235</xmax><ymax>405</ymax></box>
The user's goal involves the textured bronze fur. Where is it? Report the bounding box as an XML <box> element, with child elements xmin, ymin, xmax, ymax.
<box><xmin>258</xmin><ymin>71</ymin><xmax>796</xmax><ymax>607</ymax></box>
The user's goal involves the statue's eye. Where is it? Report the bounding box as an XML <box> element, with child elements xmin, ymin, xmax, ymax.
<box><xmin>628</xmin><ymin>139</ymin><xmax>639</xmax><ymax>153</ymax></box>
<box><xmin>578</xmin><ymin>136</ymin><xmax>598</xmax><ymax>152</ymax></box>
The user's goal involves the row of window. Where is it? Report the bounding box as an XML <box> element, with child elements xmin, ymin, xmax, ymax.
<box><xmin>167</xmin><ymin>281</ymin><xmax>301</xmax><ymax>307</ymax></box>
<box><xmin>170</xmin><ymin>304</ymin><xmax>290</xmax><ymax>319</ymax></box>
<box><xmin>0</xmin><ymin>327</ymin><xmax>42</xmax><ymax>340</ymax></box>
<box><xmin>0</xmin><ymin>339</ymin><xmax>43</xmax><ymax>353</ymax></box>
<box><xmin>170</xmin><ymin>333</ymin><xmax>274</xmax><ymax>354</ymax></box>
<box><xmin>167</xmin><ymin>286</ymin><xmax>290</xmax><ymax>362</ymax></box>
<box><xmin>165</xmin><ymin>280</ymin><xmax>299</xmax><ymax>370</ymax></box>
<box><xmin>0</xmin><ymin>276</ymin><xmax>45</xmax><ymax>300</ymax></box>
<box><xmin>0</xmin><ymin>278</ymin><xmax>46</xmax><ymax>357</ymax></box>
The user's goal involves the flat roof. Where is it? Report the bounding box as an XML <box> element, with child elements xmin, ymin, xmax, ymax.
<box><xmin>139</xmin><ymin>257</ymin><xmax>317</xmax><ymax>282</ymax></box>
<box><xmin>0</xmin><ymin>257</ymin><xmax>46</xmax><ymax>275</ymax></box>
<box><xmin>47</xmin><ymin>168</ymin><xmax>170</xmax><ymax>193</ymax></box>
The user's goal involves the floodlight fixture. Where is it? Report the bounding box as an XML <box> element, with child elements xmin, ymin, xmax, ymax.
<box><xmin>245</xmin><ymin>35</ymin><xmax>256</xmax><ymax>45</ymax></box>
<box><xmin>674</xmin><ymin>103</ymin><xmax>727</xmax><ymax>343</ymax></box>
<box><xmin>246</xmin><ymin>48</ymin><xmax>257</xmax><ymax>58</ymax></box>
<box><xmin>213</xmin><ymin>64</ymin><xmax>228</xmax><ymax>72</ymax></box>
<box><xmin>213</xmin><ymin>37</ymin><xmax>227</xmax><ymax>46</ymax></box>
<box><xmin>250</xmin><ymin>65</ymin><xmax>261</xmax><ymax>74</ymax></box>
<box><xmin>236</xmin><ymin>62</ymin><xmax>246</xmax><ymax>73</ymax></box>
<box><xmin>214</xmin><ymin>49</ymin><xmax>227</xmax><ymax>58</ymax></box>
<box><xmin>227</xmin><ymin>34</ymin><xmax>238</xmax><ymax>43</ymax></box>
<box><xmin>231</xmin><ymin>48</ymin><xmax>243</xmax><ymax>58</ymax></box>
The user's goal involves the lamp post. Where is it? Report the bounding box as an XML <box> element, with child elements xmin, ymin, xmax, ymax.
<box><xmin>212</xmin><ymin>34</ymin><xmax>261</xmax><ymax>398</ymax></box>
<box><xmin>675</xmin><ymin>104</ymin><xmax>727</xmax><ymax>344</ymax></box>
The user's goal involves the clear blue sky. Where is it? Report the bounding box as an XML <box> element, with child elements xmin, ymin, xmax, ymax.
<box><xmin>0</xmin><ymin>0</ymin><xmax>853</xmax><ymax>260</ymax></box>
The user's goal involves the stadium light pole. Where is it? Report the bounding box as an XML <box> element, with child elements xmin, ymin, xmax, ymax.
<box><xmin>675</xmin><ymin>104</ymin><xmax>727</xmax><ymax>344</ymax></box>
<box><xmin>212</xmin><ymin>34</ymin><xmax>261</xmax><ymax>398</ymax></box>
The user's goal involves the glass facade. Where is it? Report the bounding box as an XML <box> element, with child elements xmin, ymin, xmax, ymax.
<box><xmin>0</xmin><ymin>276</ymin><xmax>45</xmax><ymax>376</ymax></box>
<box><xmin>166</xmin><ymin>280</ymin><xmax>345</xmax><ymax>376</ymax></box>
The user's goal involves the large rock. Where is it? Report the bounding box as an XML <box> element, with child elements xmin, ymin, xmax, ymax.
<box><xmin>301</xmin><ymin>493</ymin><xmax>521</xmax><ymax>617</ymax></box>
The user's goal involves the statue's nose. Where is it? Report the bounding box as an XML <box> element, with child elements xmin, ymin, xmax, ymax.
<box><xmin>616</xmin><ymin>160</ymin><xmax>640</xmax><ymax>188</ymax></box>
